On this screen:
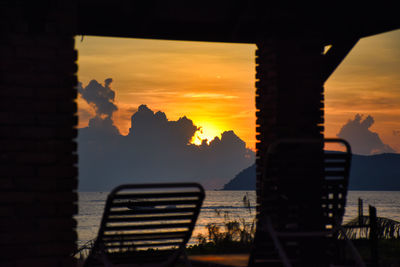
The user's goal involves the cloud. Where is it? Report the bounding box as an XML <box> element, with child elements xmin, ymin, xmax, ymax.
<box><xmin>78</xmin><ymin>78</ymin><xmax>118</xmax><ymax>118</ymax></box>
<box><xmin>78</xmin><ymin>107</ymin><xmax>94</xmax><ymax>126</ymax></box>
<box><xmin>393</xmin><ymin>130</ymin><xmax>400</xmax><ymax>136</ymax></box>
<box><xmin>127</xmin><ymin>104</ymin><xmax>198</xmax><ymax>147</ymax></box>
<box><xmin>337</xmin><ymin>114</ymin><xmax>396</xmax><ymax>155</ymax></box>
<box><xmin>78</xmin><ymin>79</ymin><xmax>120</xmax><ymax>135</ymax></box>
<box><xmin>78</xmin><ymin>80</ymin><xmax>254</xmax><ymax>191</ymax></box>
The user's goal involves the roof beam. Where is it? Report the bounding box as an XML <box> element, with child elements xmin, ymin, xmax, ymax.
<box><xmin>321</xmin><ymin>39</ymin><xmax>359</xmax><ymax>82</ymax></box>
<box><xmin>76</xmin><ymin>1</ymin><xmax>400</xmax><ymax>45</ymax></box>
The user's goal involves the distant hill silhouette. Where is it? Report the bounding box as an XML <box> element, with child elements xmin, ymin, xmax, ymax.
<box><xmin>350</xmin><ymin>153</ymin><xmax>400</xmax><ymax>190</ymax></box>
<box><xmin>223</xmin><ymin>164</ymin><xmax>256</xmax><ymax>190</ymax></box>
<box><xmin>223</xmin><ymin>153</ymin><xmax>400</xmax><ymax>191</ymax></box>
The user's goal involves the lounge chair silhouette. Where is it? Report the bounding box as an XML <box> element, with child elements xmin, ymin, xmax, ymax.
<box><xmin>84</xmin><ymin>183</ymin><xmax>205</xmax><ymax>267</ymax></box>
<box><xmin>248</xmin><ymin>138</ymin><xmax>363</xmax><ymax>266</ymax></box>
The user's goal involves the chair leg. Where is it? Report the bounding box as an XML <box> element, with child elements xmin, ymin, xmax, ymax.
<box><xmin>264</xmin><ymin>217</ymin><xmax>293</xmax><ymax>267</ymax></box>
<box><xmin>101</xmin><ymin>253</ymin><xmax>114</xmax><ymax>267</ymax></box>
<box><xmin>182</xmin><ymin>250</ymin><xmax>193</xmax><ymax>267</ymax></box>
<box><xmin>98</xmin><ymin>243</ymin><xmax>114</xmax><ymax>267</ymax></box>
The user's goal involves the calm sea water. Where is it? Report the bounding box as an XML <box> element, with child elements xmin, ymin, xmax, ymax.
<box><xmin>76</xmin><ymin>190</ymin><xmax>400</xmax><ymax>247</ymax></box>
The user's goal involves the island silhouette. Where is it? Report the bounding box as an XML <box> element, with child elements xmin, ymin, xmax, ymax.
<box><xmin>223</xmin><ymin>153</ymin><xmax>400</xmax><ymax>191</ymax></box>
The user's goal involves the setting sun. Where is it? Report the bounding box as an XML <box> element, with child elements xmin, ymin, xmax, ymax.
<box><xmin>76</xmin><ymin>37</ymin><xmax>256</xmax><ymax>150</ymax></box>
<box><xmin>76</xmin><ymin>32</ymin><xmax>400</xmax><ymax>153</ymax></box>
<box><xmin>190</xmin><ymin>122</ymin><xmax>224</xmax><ymax>145</ymax></box>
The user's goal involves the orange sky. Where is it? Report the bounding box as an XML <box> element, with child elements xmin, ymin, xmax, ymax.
<box><xmin>76</xmin><ymin>30</ymin><xmax>400</xmax><ymax>152</ymax></box>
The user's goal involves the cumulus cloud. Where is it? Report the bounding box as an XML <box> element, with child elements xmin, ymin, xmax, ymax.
<box><xmin>127</xmin><ymin>105</ymin><xmax>198</xmax><ymax>147</ymax></box>
<box><xmin>78</xmin><ymin>79</ymin><xmax>120</xmax><ymax>135</ymax></box>
<box><xmin>78</xmin><ymin>80</ymin><xmax>254</xmax><ymax>191</ymax></box>
<box><xmin>78</xmin><ymin>78</ymin><xmax>118</xmax><ymax>118</ymax></box>
<box><xmin>337</xmin><ymin>114</ymin><xmax>395</xmax><ymax>155</ymax></box>
<box><xmin>78</xmin><ymin>108</ymin><xmax>94</xmax><ymax>125</ymax></box>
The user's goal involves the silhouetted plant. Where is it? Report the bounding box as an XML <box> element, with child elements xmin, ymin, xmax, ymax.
<box><xmin>187</xmin><ymin>194</ymin><xmax>256</xmax><ymax>253</ymax></box>
<box><xmin>341</xmin><ymin>216</ymin><xmax>400</xmax><ymax>240</ymax></box>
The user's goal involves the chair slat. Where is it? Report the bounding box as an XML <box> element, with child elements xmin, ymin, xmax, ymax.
<box><xmin>105</xmin><ymin>241</ymin><xmax>183</xmax><ymax>249</ymax></box>
<box><xmin>113</xmin><ymin>192</ymin><xmax>203</xmax><ymax>200</ymax></box>
<box><xmin>102</xmin><ymin>231</ymin><xmax>187</xmax><ymax>241</ymax></box>
<box><xmin>108</xmin><ymin>207</ymin><xmax>196</xmax><ymax>216</ymax></box>
<box><xmin>104</xmin><ymin>222</ymin><xmax>191</xmax><ymax>231</ymax></box>
<box><xmin>110</xmin><ymin>199</ymin><xmax>200</xmax><ymax>208</ymax></box>
<box><xmin>106</xmin><ymin>214</ymin><xmax>194</xmax><ymax>223</ymax></box>
<box><xmin>103</xmin><ymin>237</ymin><xmax>185</xmax><ymax>244</ymax></box>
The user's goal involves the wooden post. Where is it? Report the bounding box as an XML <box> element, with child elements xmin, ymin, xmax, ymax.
<box><xmin>358</xmin><ymin>198</ymin><xmax>363</xmax><ymax>226</ymax></box>
<box><xmin>369</xmin><ymin>205</ymin><xmax>379</xmax><ymax>266</ymax></box>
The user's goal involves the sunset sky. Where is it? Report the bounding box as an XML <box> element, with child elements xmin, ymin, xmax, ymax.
<box><xmin>76</xmin><ymin>30</ymin><xmax>400</xmax><ymax>153</ymax></box>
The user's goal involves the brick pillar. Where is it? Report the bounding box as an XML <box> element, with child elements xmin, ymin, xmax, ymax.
<box><xmin>0</xmin><ymin>2</ymin><xmax>78</xmax><ymax>266</ymax></box>
<box><xmin>251</xmin><ymin>38</ymin><xmax>326</xmax><ymax>265</ymax></box>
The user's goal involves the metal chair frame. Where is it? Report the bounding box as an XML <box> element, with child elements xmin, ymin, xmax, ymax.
<box><xmin>249</xmin><ymin>138</ymin><xmax>362</xmax><ymax>266</ymax></box>
<box><xmin>84</xmin><ymin>183</ymin><xmax>205</xmax><ymax>267</ymax></box>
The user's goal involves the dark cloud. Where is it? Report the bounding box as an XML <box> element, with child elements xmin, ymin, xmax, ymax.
<box><xmin>78</xmin><ymin>80</ymin><xmax>254</xmax><ymax>191</ymax></box>
<box><xmin>127</xmin><ymin>105</ymin><xmax>198</xmax><ymax>147</ymax></box>
<box><xmin>337</xmin><ymin>114</ymin><xmax>395</xmax><ymax>155</ymax></box>
<box><xmin>78</xmin><ymin>79</ymin><xmax>120</xmax><ymax>136</ymax></box>
<box><xmin>78</xmin><ymin>79</ymin><xmax>118</xmax><ymax>118</ymax></box>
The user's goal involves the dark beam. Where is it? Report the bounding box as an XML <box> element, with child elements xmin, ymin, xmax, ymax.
<box><xmin>321</xmin><ymin>39</ymin><xmax>359</xmax><ymax>82</ymax></box>
<box><xmin>76</xmin><ymin>1</ymin><xmax>400</xmax><ymax>44</ymax></box>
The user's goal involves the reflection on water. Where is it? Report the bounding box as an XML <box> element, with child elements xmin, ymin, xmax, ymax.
<box><xmin>76</xmin><ymin>190</ymin><xmax>400</xmax><ymax>247</ymax></box>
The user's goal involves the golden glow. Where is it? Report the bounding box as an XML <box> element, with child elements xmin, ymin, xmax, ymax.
<box><xmin>325</xmin><ymin>30</ymin><xmax>400</xmax><ymax>152</ymax></box>
<box><xmin>76</xmin><ymin>36</ymin><xmax>256</xmax><ymax>149</ymax></box>
<box><xmin>76</xmin><ymin>30</ymin><xmax>400</xmax><ymax>153</ymax></box>
<box><xmin>190</xmin><ymin>122</ymin><xmax>224</xmax><ymax>145</ymax></box>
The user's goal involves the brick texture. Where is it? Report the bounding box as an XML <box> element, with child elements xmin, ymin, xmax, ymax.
<box><xmin>250</xmin><ymin>39</ymin><xmax>327</xmax><ymax>266</ymax></box>
<box><xmin>0</xmin><ymin>1</ymin><xmax>77</xmax><ymax>266</ymax></box>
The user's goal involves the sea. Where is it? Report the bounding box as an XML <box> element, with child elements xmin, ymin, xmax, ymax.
<box><xmin>76</xmin><ymin>190</ymin><xmax>400</xmax><ymax>248</ymax></box>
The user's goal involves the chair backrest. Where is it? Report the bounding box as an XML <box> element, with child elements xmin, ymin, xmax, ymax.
<box><xmin>87</xmin><ymin>183</ymin><xmax>205</xmax><ymax>266</ymax></box>
<box><xmin>322</xmin><ymin>138</ymin><xmax>352</xmax><ymax>228</ymax></box>
<box><xmin>260</xmin><ymin>138</ymin><xmax>352</xmax><ymax>228</ymax></box>
<box><xmin>248</xmin><ymin>138</ymin><xmax>352</xmax><ymax>266</ymax></box>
